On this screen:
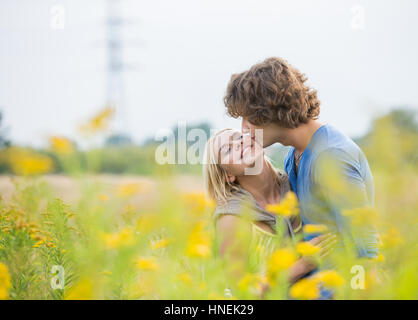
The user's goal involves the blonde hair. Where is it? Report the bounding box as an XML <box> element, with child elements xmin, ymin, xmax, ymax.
<box><xmin>203</xmin><ymin>128</ymin><xmax>281</xmax><ymax>206</ymax></box>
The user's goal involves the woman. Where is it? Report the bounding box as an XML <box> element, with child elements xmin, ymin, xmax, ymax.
<box><xmin>203</xmin><ymin>128</ymin><xmax>327</xmax><ymax>297</ymax></box>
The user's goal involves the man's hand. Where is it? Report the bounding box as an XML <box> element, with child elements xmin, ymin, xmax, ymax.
<box><xmin>309</xmin><ymin>232</ymin><xmax>338</xmax><ymax>259</ymax></box>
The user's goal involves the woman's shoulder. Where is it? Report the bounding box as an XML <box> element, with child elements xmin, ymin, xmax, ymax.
<box><xmin>213</xmin><ymin>189</ymin><xmax>250</xmax><ymax>218</ymax></box>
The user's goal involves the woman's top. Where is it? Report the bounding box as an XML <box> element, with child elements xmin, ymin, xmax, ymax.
<box><xmin>212</xmin><ymin>171</ymin><xmax>297</xmax><ymax>274</ymax></box>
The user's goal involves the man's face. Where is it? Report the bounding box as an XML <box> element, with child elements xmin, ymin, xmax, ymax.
<box><xmin>241</xmin><ymin>118</ymin><xmax>288</xmax><ymax>147</ymax></box>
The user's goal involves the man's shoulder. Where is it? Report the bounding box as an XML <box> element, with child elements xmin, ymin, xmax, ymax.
<box><xmin>312</xmin><ymin>125</ymin><xmax>363</xmax><ymax>161</ymax></box>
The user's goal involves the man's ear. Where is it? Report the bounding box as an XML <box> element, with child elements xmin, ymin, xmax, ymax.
<box><xmin>227</xmin><ymin>175</ymin><xmax>236</xmax><ymax>183</ymax></box>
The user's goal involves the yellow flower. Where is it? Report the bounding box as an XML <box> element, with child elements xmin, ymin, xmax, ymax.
<box><xmin>136</xmin><ymin>257</ymin><xmax>160</xmax><ymax>271</ymax></box>
<box><xmin>177</xmin><ymin>272</ymin><xmax>192</xmax><ymax>286</ymax></box>
<box><xmin>65</xmin><ymin>279</ymin><xmax>93</xmax><ymax>300</ymax></box>
<box><xmin>49</xmin><ymin>136</ymin><xmax>74</xmax><ymax>154</ymax></box>
<box><xmin>313</xmin><ymin>270</ymin><xmax>345</xmax><ymax>288</ymax></box>
<box><xmin>267</xmin><ymin>248</ymin><xmax>297</xmax><ymax>273</ymax></box>
<box><xmin>135</xmin><ymin>213</ymin><xmax>159</xmax><ymax>233</ymax></box>
<box><xmin>238</xmin><ymin>273</ymin><xmax>268</xmax><ymax>295</ymax></box>
<box><xmin>99</xmin><ymin>194</ymin><xmax>109</xmax><ymax>201</ymax></box>
<box><xmin>116</xmin><ymin>183</ymin><xmax>143</xmax><ymax>197</ymax></box>
<box><xmin>289</xmin><ymin>278</ymin><xmax>320</xmax><ymax>300</ymax></box>
<box><xmin>186</xmin><ymin>222</ymin><xmax>212</xmax><ymax>259</ymax></box>
<box><xmin>342</xmin><ymin>207</ymin><xmax>378</xmax><ymax>226</ymax></box>
<box><xmin>79</xmin><ymin>107</ymin><xmax>115</xmax><ymax>135</ymax></box>
<box><xmin>7</xmin><ymin>148</ymin><xmax>54</xmax><ymax>176</ymax></box>
<box><xmin>181</xmin><ymin>192</ymin><xmax>215</xmax><ymax>215</ymax></box>
<box><xmin>33</xmin><ymin>240</ymin><xmax>45</xmax><ymax>248</ymax></box>
<box><xmin>303</xmin><ymin>224</ymin><xmax>328</xmax><ymax>234</ymax></box>
<box><xmin>150</xmin><ymin>238</ymin><xmax>172</xmax><ymax>250</ymax></box>
<box><xmin>374</xmin><ymin>253</ymin><xmax>385</xmax><ymax>263</ymax></box>
<box><xmin>266</xmin><ymin>192</ymin><xmax>299</xmax><ymax>217</ymax></box>
<box><xmin>380</xmin><ymin>227</ymin><xmax>404</xmax><ymax>248</ymax></box>
<box><xmin>101</xmin><ymin>227</ymin><xmax>135</xmax><ymax>249</ymax></box>
<box><xmin>296</xmin><ymin>242</ymin><xmax>320</xmax><ymax>256</ymax></box>
<box><xmin>0</xmin><ymin>262</ymin><xmax>12</xmax><ymax>300</ymax></box>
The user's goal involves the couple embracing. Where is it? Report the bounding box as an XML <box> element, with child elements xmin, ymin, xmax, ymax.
<box><xmin>203</xmin><ymin>57</ymin><xmax>379</xmax><ymax>299</ymax></box>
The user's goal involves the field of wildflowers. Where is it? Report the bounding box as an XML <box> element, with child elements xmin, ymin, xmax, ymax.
<box><xmin>0</xmin><ymin>109</ymin><xmax>417</xmax><ymax>300</ymax></box>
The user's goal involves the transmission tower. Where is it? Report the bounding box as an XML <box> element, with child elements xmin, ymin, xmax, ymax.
<box><xmin>104</xmin><ymin>0</ymin><xmax>140</xmax><ymax>134</ymax></box>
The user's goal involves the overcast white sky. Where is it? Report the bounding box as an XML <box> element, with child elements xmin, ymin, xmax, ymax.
<box><xmin>1</xmin><ymin>0</ymin><xmax>418</xmax><ymax>147</ymax></box>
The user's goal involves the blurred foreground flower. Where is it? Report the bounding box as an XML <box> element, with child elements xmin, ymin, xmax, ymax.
<box><xmin>313</xmin><ymin>270</ymin><xmax>345</xmax><ymax>289</ymax></box>
<box><xmin>117</xmin><ymin>183</ymin><xmax>144</xmax><ymax>197</ymax></box>
<box><xmin>181</xmin><ymin>192</ymin><xmax>215</xmax><ymax>215</ymax></box>
<box><xmin>289</xmin><ymin>277</ymin><xmax>320</xmax><ymax>300</ymax></box>
<box><xmin>49</xmin><ymin>136</ymin><xmax>74</xmax><ymax>154</ymax></box>
<box><xmin>267</xmin><ymin>248</ymin><xmax>297</xmax><ymax>274</ymax></box>
<box><xmin>150</xmin><ymin>237</ymin><xmax>172</xmax><ymax>250</ymax></box>
<box><xmin>6</xmin><ymin>148</ymin><xmax>54</xmax><ymax>176</ymax></box>
<box><xmin>296</xmin><ymin>242</ymin><xmax>320</xmax><ymax>256</ymax></box>
<box><xmin>65</xmin><ymin>278</ymin><xmax>93</xmax><ymax>300</ymax></box>
<box><xmin>101</xmin><ymin>227</ymin><xmax>135</xmax><ymax>249</ymax></box>
<box><xmin>136</xmin><ymin>256</ymin><xmax>160</xmax><ymax>271</ymax></box>
<box><xmin>238</xmin><ymin>273</ymin><xmax>268</xmax><ymax>296</ymax></box>
<box><xmin>303</xmin><ymin>224</ymin><xmax>328</xmax><ymax>234</ymax></box>
<box><xmin>266</xmin><ymin>192</ymin><xmax>299</xmax><ymax>217</ymax></box>
<box><xmin>0</xmin><ymin>262</ymin><xmax>11</xmax><ymax>300</ymax></box>
<box><xmin>380</xmin><ymin>227</ymin><xmax>405</xmax><ymax>248</ymax></box>
<box><xmin>79</xmin><ymin>107</ymin><xmax>115</xmax><ymax>135</ymax></box>
<box><xmin>342</xmin><ymin>207</ymin><xmax>378</xmax><ymax>226</ymax></box>
<box><xmin>186</xmin><ymin>222</ymin><xmax>212</xmax><ymax>259</ymax></box>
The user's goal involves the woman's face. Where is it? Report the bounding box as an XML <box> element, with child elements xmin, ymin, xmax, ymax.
<box><xmin>212</xmin><ymin>129</ymin><xmax>264</xmax><ymax>177</ymax></box>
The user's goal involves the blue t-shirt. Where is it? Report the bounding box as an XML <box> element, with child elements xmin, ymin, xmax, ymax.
<box><xmin>284</xmin><ymin>124</ymin><xmax>378</xmax><ymax>258</ymax></box>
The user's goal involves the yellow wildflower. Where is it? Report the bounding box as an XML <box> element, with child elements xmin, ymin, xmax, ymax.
<box><xmin>380</xmin><ymin>227</ymin><xmax>404</xmax><ymax>248</ymax></box>
<box><xmin>0</xmin><ymin>262</ymin><xmax>12</xmax><ymax>300</ymax></box>
<box><xmin>181</xmin><ymin>192</ymin><xmax>215</xmax><ymax>215</ymax></box>
<box><xmin>49</xmin><ymin>136</ymin><xmax>74</xmax><ymax>154</ymax></box>
<box><xmin>314</xmin><ymin>270</ymin><xmax>345</xmax><ymax>288</ymax></box>
<box><xmin>267</xmin><ymin>248</ymin><xmax>297</xmax><ymax>273</ymax></box>
<box><xmin>116</xmin><ymin>183</ymin><xmax>143</xmax><ymax>197</ymax></box>
<box><xmin>238</xmin><ymin>273</ymin><xmax>268</xmax><ymax>295</ymax></box>
<box><xmin>33</xmin><ymin>240</ymin><xmax>45</xmax><ymax>248</ymax></box>
<box><xmin>101</xmin><ymin>227</ymin><xmax>135</xmax><ymax>249</ymax></box>
<box><xmin>177</xmin><ymin>272</ymin><xmax>192</xmax><ymax>286</ymax></box>
<box><xmin>289</xmin><ymin>278</ymin><xmax>320</xmax><ymax>300</ymax></box>
<box><xmin>296</xmin><ymin>242</ymin><xmax>320</xmax><ymax>256</ymax></box>
<box><xmin>150</xmin><ymin>238</ymin><xmax>172</xmax><ymax>250</ymax></box>
<box><xmin>136</xmin><ymin>257</ymin><xmax>160</xmax><ymax>271</ymax></box>
<box><xmin>186</xmin><ymin>222</ymin><xmax>212</xmax><ymax>259</ymax></box>
<box><xmin>65</xmin><ymin>279</ymin><xmax>93</xmax><ymax>300</ymax></box>
<box><xmin>135</xmin><ymin>213</ymin><xmax>159</xmax><ymax>233</ymax></box>
<box><xmin>7</xmin><ymin>148</ymin><xmax>54</xmax><ymax>176</ymax></box>
<box><xmin>303</xmin><ymin>224</ymin><xmax>328</xmax><ymax>234</ymax></box>
<box><xmin>79</xmin><ymin>107</ymin><xmax>115</xmax><ymax>135</ymax></box>
<box><xmin>342</xmin><ymin>207</ymin><xmax>378</xmax><ymax>226</ymax></box>
<box><xmin>266</xmin><ymin>192</ymin><xmax>299</xmax><ymax>217</ymax></box>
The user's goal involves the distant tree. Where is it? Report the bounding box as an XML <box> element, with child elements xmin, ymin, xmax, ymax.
<box><xmin>143</xmin><ymin>121</ymin><xmax>213</xmax><ymax>146</ymax></box>
<box><xmin>388</xmin><ymin>108</ymin><xmax>418</xmax><ymax>133</ymax></box>
<box><xmin>105</xmin><ymin>133</ymin><xmax>133</xmax><ymax>146</ymax></box>
<box><xmin>0</xmin><ymin>110</ymin><xmax>10</xmax><ymax>148</ymax></box>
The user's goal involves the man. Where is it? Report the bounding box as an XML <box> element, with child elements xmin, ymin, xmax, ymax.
<box><xmin>223</xmin><ymin>57</ymin><xmax>379</xmax><ymax>260</ymax></box>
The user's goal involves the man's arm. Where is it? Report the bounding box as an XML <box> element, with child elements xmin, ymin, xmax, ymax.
<box><xmin>313</xmin><ymin>148</ymin><xmax>379</xmax><ymax>258</ymax></box>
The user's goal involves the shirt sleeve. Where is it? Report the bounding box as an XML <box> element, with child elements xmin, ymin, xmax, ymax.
<box><xmin>313</xmin><ymin>148</ymin><xmax>379</xmax><ymax>258</ymax></box>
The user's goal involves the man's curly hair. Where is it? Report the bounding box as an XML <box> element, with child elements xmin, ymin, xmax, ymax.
<box><xmin>224</xmin><ymin>57</ymin><xmax>320</xmax><ymax>128</ymax></box>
